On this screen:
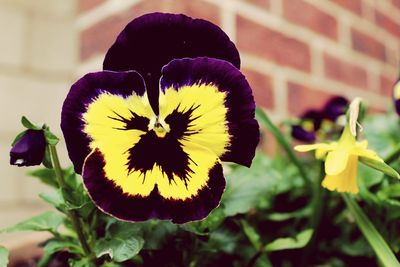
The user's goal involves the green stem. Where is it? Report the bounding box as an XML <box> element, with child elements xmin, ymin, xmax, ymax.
<box><xmin>384</xmin><ymin>143</ymin><xmax>400</xmax><ymax>165</ymax></box>
<box><xmin>342</xmin><ymin>194</ymin><xmax>400</xmax><ymax>267</ymax></box>
<box><xmin>256</xmin><ymin>108</ymin><xmax>311</xmax><ymax>187</ymax></box>
<box><xmin>49</xmin><ymin>145</ymin><xmax>94</xmax><ymax>259</ymax></box>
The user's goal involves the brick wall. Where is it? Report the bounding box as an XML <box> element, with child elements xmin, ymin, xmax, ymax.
<box><xmin>77</xmin><ymin>0</ymin><xmax>400</xmax><ymax>121</ymax></box>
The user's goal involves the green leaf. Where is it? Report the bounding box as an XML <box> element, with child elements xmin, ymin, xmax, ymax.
<box><xmin>181</xmin><ymin>206</ymin><xmax>225</xmax><ymax>235</ymax></box>
<box><xmin>95</xmin><ymin>236</ymin><xmax>144</xmax><ymax>262</ymax></box>
<box><xmin>223</xmin><ymin>153</ymin><xmax>281</xmax><ymax>216</ymax></box>
<box><xmin>241</xmin><ymin>220</ymin><xmax>261</xmax><ymax>250</ymax></box>
<box><xmin>0</xmin><ymin>246</ymin><xmax>9</xmax><ymax>267</ymax></box>
<box><xmin>69</xmin><ymin>258</ymin><xmax>92</xmax><ymax>267</ymax></box>
<box><xmin>11</xmin><ymin>130</ymin><xmax>27</xmax><ymax>146</ymax></box>
<box><xmin>37</xmin><ymin>239</ymin><xmax>82</xmax><ymax>267</ymax></box>
<box><xmin>44</xmin><ymin>130</ymin><xmax>59</xmax><ymax>145</ymax></box>
<box><xmin>359</xmin><ymin>157</ymin><xmax>400</xmax><ymax>180</ymax></box>
<box><xmin>342</xmin><ymin>194</ymin><xmax>400</xmax><ymax>267</ymax></box>
<box><xmin>28</xmin><ymin>168</ymin><xmax>58</xmax><ymax>188</ymax></box>
<box><xmin>39</xmin><ymin>190</ymin><xmax>66</xmax><ymax>210</ymax></box>
<box><xmin>264</xmin><ymin>229</ymin><xmax>313</xmax><ymax>252</ymax></box>
<box><xmin>1</xmin><ymin>211</ymin><xmax>64</xmax><ymax>234</ymax></box>
<box><xmin>42</xmin><ymin>145</ymin><xmax>53</xmax><ymax>168</ymax></box>
<box><xmin>21</xmin><ymin>116</ymin><xmax>40</xmax><ymax>130</ymax></box>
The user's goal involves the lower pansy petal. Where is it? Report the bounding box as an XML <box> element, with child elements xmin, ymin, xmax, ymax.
<box><xmin>82</xmin><ymin>146</ymin><xmax>226</xmax><ymax>224</ymax></box>
<box><xmin>160</xmin><ymin>57</ymin><xmax>259</xmax><ymax>167</ymax></box>
<box><xmin>61</xmin><ymin>71</ymin><xmax>147</xmax><ymax>174</ymax></box>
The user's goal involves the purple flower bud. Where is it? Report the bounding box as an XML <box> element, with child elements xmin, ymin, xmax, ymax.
<box><xmin>323</xmin><ymin>96</ymin><xmax>348</xmax><ymax>121</ymax></box>
<box><xmin>10</xmin><ymin>129</ymin><xmax>46</xmax><ymax>167</ymax></box>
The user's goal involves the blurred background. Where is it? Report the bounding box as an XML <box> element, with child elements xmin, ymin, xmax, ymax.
<box><xmin>0</xmin><ymin>0</ymin><xmax>399</xmax><ymax>245</ymax></box>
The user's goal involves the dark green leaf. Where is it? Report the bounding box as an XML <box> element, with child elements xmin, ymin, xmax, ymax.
<box><xmin>42</xmin><ymin>146</ymin><xmax>53</xmax><ymax>168</ymax></box>
<box><xmin>359</xmin><ymin>157</ymin><xmax>400</xmax><ymax>180</ymax></box>
<box><xmin>11</xmin><ymin>130</ymin><xmax>27</xmax><ymax>146</ymax></box>
<box><xmin>95</xmin><ymin>236</ymin><xmax>144</xmax><ymax>262</ymax></box>
<box><xmin>69</xmin><ymin>258</ymin><xmax>92</xmax><ymax>267</ymax></box>
<box><xmin>44</xmin><ymin>130</ymin><xmax>59</xmax><ymax>145</ymax></box>
<box><xmin>1</xmin><ymin>211</ymin><xmax>64</xmax><ymax>234</ymax></box>
<box><xmin>21</xmin><ymin>116</ymin><xmax>40</xmax><ymax>130</ymax></box>
<box><xmin>223</xmin><ymin>153</ymin><xmax>281</xmax><ymax>216</ymax></box>
<box><xmin>28</xmin><ymin>168</ymin><xmax>58</xmax><ymax>188</ymax></box>
<box><xmin>264</xmin><ymin>229</ymin><xmax>313</xmax><ymax>252</ymax></box>
<box><xmin>181</xmin><ymin>206</ymin><xmax>225</xmax><ymax>235</ymax></box>
<box><xmin>0</xmin><ymin>246</ymin><xmax>9</xmax><ymax>267</ymax></box>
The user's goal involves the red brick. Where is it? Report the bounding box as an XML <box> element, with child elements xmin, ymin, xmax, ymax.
<box><xmin>323</xmin><ymin>53</ymin><xmax>368</xmax><ymax>89</ymax></box>
<box><xmin>79</xmin><ymin>0</ymin><xmax>105</xmax><ymax>13</ymax></box>
<box><xmin>242</xmin><ymin>69</ymin><xmax>274</xmax><ymax>109</ymax></box>
<box><xmin>80</xmin><ymin>0</ymin><xmax>220</xmax><ymax>61</ymax></box>
<box><xmin>237</xmin><ymin>16</ymin><xmax>311</xmax><ymax>72</ymax></box>
<box><xmin>392</xmin><ymin>0</ymin><xmax>400</xmax><ymax>9</ymax></box>
<box><xmin>283</xmin><ymin>0</ymin><xmax>338</xmax><ymax>40</ymax></box>
<box><xmin>375</xmin><ymin>10</ymin><xmax>400</xmax><ymax>38</ymax></box>
<box><xmin>330</xmin><ymin>0</ymin><xmax>363</xmax><ymax>15</ymax></box>
<box><xmin>351</xmin><ymin>28</ymin><xmax>387</xmax><ymax>61</ymax></box>
<box><xmin>246</xmin><ymin>0</ymin><xmax>270</xmax><ymax>9</ymax></box>
<box><xmin>287</xmin><ymin>82</ymin><xmax>333</xmax><ymax>115</ymax></box>
<box><xmin>380</xmin><ymin>74</ymin><xmax>397</xmax><ymax>97</ymax></box>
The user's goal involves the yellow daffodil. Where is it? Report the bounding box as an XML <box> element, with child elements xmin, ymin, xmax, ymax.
<box><xmin>295</xmin><ymin>125</ymin><xmax>383</xmax><ymax>194</ymax></box>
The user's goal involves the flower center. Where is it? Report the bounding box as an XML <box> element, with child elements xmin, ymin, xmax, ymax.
<box><xmin>148</xmin><ymin>116</ymin><xmax>170</xmax><ymax>138</ymax></box>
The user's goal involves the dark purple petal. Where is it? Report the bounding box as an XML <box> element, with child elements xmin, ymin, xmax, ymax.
<box><xmin>160</xmin><ymin>57</ymin><xmax>259</xmax><ymax>167</ymax></box>
<box><xmin>291</xmin><ymin>125</ymin><xmax>316</xmax><ymax>142</ymax></box>
<box><xmin>10</xmin><ymin>129</ymin><xmax>46</xmax><ymax>167</ymax></box>
<box><xmin>83</xmin><ymin>148</ymin><xmax>225</xmax><ymax>224</ymax></box>
<box><xmin>323</xmin><ymin>96</ymin><xmax>348</xmax><ymax>121</ymax></box>
<box><xmin>61</xmin><ymin>70</ymin><xmax>146</xmax><ymax>174</ymax></box>
<box><xmin>103</xmin><ymin>12</ymin><xmax>240</xmax><ymax>114</ymax></box>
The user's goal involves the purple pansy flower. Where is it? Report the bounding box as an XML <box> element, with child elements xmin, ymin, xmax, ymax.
<box><xmin>61</xmin><ymin>13</ymin><xmax>259</xmax><ymax>223</ymax></box>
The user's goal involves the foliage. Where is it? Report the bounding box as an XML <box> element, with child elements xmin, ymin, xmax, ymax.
<box><xmin>2</xmin><ymin>107</ymin><xmax>400</xmax><ymax>266</ymax></box>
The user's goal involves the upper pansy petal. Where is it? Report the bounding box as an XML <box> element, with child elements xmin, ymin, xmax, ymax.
<box><xmin>159</xmin><ymin>57</ymin><xmax>259</xmax><ymax>167</ymax></box>
<box><xmin>61</xmin><ymin>70</ymin><xmax>147</xmax><ymax>174</ymax></box>
<box><xmin>103</xmin><ymin>12</ymin><xmax>240</xmax><ymax>114</ymax></box>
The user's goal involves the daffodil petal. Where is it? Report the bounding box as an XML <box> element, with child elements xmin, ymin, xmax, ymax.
<box><xmin>160</xmin><ymin>57</ymin><xmax>259</xmax><ymax>167</ymax></box>
<box><xmin>354</xmin><ymin>147</ymin><xmax>384</xmax><ymax>162</ymax></box>
<box><xmin>322</xmin><ymin>155</ymin><xmax>358</xmax><ymax>194</ymax></box>
<box><xmin>325</xmin><ymin>149</ymin><xmax>350</xmax><ymax>175</ymax></box>
<box><xmin>294</xmin><ymin>143</ymin><xmax>332</xmax><ymax>152</ymax></box>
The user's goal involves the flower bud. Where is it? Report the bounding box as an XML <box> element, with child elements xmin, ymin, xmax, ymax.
<box><xmin>10</xmin><ymin>129</ymin><xmax>46</xmax><ymax>167</ymax></box>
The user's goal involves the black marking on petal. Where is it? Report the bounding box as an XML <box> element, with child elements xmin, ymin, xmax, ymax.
<box><xmin>165</xmin><ymin>104</ymin><xmax>201</xmax><ymax>139</ymax></box>
<box><xmin>126</xmin><ymin>131</ymin><xmax>194</xmax><ymax>187</ymax></box>
<box><xmin>108</xmin><ymin>110</ymin><xmax>149</xmax><ymax>131</ymax></box>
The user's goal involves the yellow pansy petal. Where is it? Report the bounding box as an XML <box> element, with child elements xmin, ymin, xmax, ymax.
<box><xmin>357</xmin><ymin>140</ymin><xmax>368</xmax><ymax>149</ymax></box>
<box><xmin>325</xmin><ymin>149</ymin><xmax>349</xmax><ymax>175</ymax></box>
<box><xmin>322</xmin><ymin>155</ymin><xmax>358</xmax><ymax>194</ymax></box>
